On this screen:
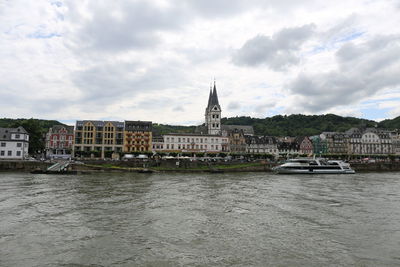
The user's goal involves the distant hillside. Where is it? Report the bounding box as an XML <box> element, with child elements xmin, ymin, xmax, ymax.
<box><xmin>0</xmin><ymin>118</ymin><xmax>65</xmax><ymax>154</ymax></box>
<box><xmin>154</xmin><ymin>114</ymin><xmax>400</xmax><ymax>136</ymax></box>
<box><xmin>152</xmin><ymin>123</ymin><xmax>196</xmax><ymax>136</ymax></box>
<box><xmin>378</xmin><ymin>116</ymin><xmax>400</xmax><ymax>130</ymax></box>
<box><xmin>222</xmin><ymin>114</ymin><xmax>379</xmax><ymax>136</ymax></box>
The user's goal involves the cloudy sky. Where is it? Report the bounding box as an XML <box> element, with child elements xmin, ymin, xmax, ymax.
<box><xmin>1</xmin><ymin>0</ymin><xmax>400</xmax><ymax>125</ymax></box>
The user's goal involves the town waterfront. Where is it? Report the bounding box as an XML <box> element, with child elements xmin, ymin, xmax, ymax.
<box><xmin>1</xmin><ymin>172</ymin><xmax>400</xmax><ymax>266</ymax></box>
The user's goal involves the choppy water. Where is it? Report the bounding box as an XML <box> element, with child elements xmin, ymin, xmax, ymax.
<box><xmin>1</xmin><ymin>171</ymin><xmax>400</xmax><ymax>266</ymax></box>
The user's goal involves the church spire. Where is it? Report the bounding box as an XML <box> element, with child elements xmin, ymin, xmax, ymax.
<box><xmin>211</xmin><ymin>79</ymin><xmax>219</xmax><ymax>106</ymax></box>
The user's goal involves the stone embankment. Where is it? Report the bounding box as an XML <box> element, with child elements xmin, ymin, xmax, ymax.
<box><xmin>0</xmin><ymin>160</ymin><xmax>52</xmax><ymax>172</ymax></box>
<box><xmin>1</xmin><ymin>160</ymin><xmax>400</xmax><ymax>173</ymax></box>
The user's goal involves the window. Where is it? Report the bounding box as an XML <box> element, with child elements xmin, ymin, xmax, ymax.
<box><xmin>15</xmin><ymin>134</ymin><xmax>20</xmax><ymax>139</ymax></box>
<box><xmin>0</xmin><ymin>151</ymin><xmax>4</xmax><ymax>156</ymax></box>
<box><xmin>0</xmin><ymin>142</ymin><xmax>5</xmax><ymax>147</ymax></box>
<box><xmin>16</xmin><ymin>151</ymin><xmax>21</xmax><ymax>156</ymax></box>
<box><xmin>17</xmin><ymin>143</ymin><xmax>22</xmax><ymax>147</ymax></box>
<box><xmin>8</xmin><ymin>151</ymin><xmax>12</xmax><ymax>156</ymax></box>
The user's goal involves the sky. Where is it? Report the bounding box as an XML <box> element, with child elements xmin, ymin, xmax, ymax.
<box><xmin>1</xmin><ymin>0</ymin><xmax>400</xmax><ymax>126</ymax></box>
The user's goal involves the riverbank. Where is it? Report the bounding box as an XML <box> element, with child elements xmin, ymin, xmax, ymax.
<box><xmin>2</xmin><ymin>159</ymin><xmax>400</xmax><ymax>173</ymax></box>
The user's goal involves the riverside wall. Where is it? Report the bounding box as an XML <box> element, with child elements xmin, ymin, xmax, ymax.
<box><xmin>0</xmin><ymin>161</ymin><xmax>52</xmax><ymax>172</ymax></box>
<box><xmin>1</xmin><ymin>160</ymin><xmax>400</xmax><ymax>173</ymax></box>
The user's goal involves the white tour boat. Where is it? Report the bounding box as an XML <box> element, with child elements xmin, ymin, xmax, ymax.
<box><xmin>272</xmin><ymin>158</ymin><xmax>356</xmax><ymax>174</ymax></box>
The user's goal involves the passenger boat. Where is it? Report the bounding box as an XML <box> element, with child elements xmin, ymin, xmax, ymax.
<box><xmin>272</xmin><ymin>158</ymin><xmax>355</xmax><ymax>174</ymax></box>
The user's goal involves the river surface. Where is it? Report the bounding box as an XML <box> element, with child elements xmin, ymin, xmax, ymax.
<box><xmin>1</xmin><ymin>171</ymin><xmax>400</xmax><ymax>267</ymax></box>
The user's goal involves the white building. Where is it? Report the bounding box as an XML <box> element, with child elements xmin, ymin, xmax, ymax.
<box><xmin>391</xmin><ymin>131</ymin><xmax>400</xmax><ymax>155</ymax></box>
<box><xmin>0</xmin><ymin>127</ymin><xmax>29</xmax><ymax>160</ymax></box>
<box><xmin>155</xmin><ymin>133</ymin><xmax>229</xmax><ymax>153</ymax></box>
<box><xmin>346</xmin><ymin>128</ymin><xmax>393</xmax><ymax>155</ymax></box>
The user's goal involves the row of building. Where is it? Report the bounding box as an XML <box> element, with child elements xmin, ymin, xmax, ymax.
<box><xmin>1</xmin><ymin>82</ymin><xmax>399</xmax><ymax>160</ymax></box>
<box><xmin>42</xmin><ymin>83</ymin><xmax>400</xmax><ymax>159</ymax></box>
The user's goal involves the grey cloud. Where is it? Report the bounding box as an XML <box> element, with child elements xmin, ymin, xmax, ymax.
<box><xmin>173</xmin><ymin>106</ymin><xmax>185</xmax><ymax>112</ymax></box>
<box><xmin>228</xmin><ymin>101</ymin><xmax>241</xmax><ymax>110</ymax></box>
<box><xmin>72</xmin><ymin>61</ymin><xmax>188</xmax><ymax>110</ymax></box>
<box><xmin>232</xmin><ymin>24</ymin><xmax>315</xmax><ymax>70</ymax></box>
<box><xmin>71</xmin><ymin>1</ymin><xmax>187</xmax><ymax>52</ymax></box>
<box><xmin>287</xmin><ymin>35</ymin><xmax>400</xmax><ymax>113</ymax></box>
<box><xmin>68</xmin><ymin>0</ymin><xmax>318</xmax><ymax>53</ymax></box>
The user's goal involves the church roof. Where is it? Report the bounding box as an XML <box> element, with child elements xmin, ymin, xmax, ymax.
<box><xmin>206</xmin><ymin>81</ymin><xmax>221</xmax><ymax>111</ymax></box>
<box><xmin>221</xmin><ymin>125</ymin><xmax>254</xmax><ymax>135</ymax></box>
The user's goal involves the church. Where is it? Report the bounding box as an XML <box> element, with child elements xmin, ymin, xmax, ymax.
<box><xmin>199</xmin><ymin>81</ymin><xmax>255</xmax><ymax>154</ymax></box>
<box><xmin>153</xmin><ymin>81</ymin><xmax>254</xmax><ymax>154</ymax></box>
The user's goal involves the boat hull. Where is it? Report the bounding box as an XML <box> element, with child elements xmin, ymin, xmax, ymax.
<box><xmin>272</xmin><ymin>167</ymin><xmax>355</xmax><ymax>174</ymax></box>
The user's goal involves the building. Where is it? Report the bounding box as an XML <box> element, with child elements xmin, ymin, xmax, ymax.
<box><xmin>310</xmin><ymin>135</ymin><xmax>328</xmax><ymax>155</ymax></box>
<box><xmin>295</xmin><ymin>136</ymin><xmax>313</xmax><ymax>155</ymax></box>
<box><xmin>205</xmin><ymin>82</ymin><xmax>222</xmax><ymax>135</ymax></box>
<box><xmin>45</xmin><ymin>125</ymin><xmax>74</xmax><ymax>159</ymax></box>
<box><xmin>74</xmin><ymin>121</ymin><xmax>124</xmax><ymax>158</ymax></box>
<box><xmin>245</xmin><ymin>135</ymin><xmax>278</xmax><ymax>155</ymax></box>
<box><xmin>391</xmin><ymin>131</ymin><xmax>400</xmax><ymax>155</ymax></box>
<box><xmin>346</xmin><ymin>127</ymin><xmax>393</xmax><ymax>155</ymax></box>
<box><xmin>152</xmin><ymin>136</ymin><xmax>164</xmax><ymax>151</ymax></box>
<box><xmin>221</xmin><ymin>125</ymin><xmax>254</xmax><ymax>136</ymax></box>
<box><xmin>320</xmin><ymin>132</ymin><xmax>347</xmax><ymax>154</ymax></box>
<box><xmin>227</xmin><ymin>128</ymin><xmax>246</xmax><ymax>154</ymax></box>
<box><xmin>0</xmin><ymin>127</ymin><xmax>29</xmax><ymax>160</ymax></box>
<box><xmin>277</xmin><ymin>137</ymin><xmax>299</xmax><ymax>156</ymax></box>
<box><xmin>160</xmin><ymin>133</ymin><xmax>229</xmax><ymax>153</ymax></box>
<box><xmin>124</xmin><ymin>121</ymin><xmax>152</xmax><ymax>153</ymax></box>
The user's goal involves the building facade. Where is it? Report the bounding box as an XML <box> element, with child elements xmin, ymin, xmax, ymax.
<box><xmin>124</xmin><ymin>121</ymin><xmax>152</xmax><ymax>153</ymax></box>
<box><xmin>346</xmin><ymin>128</ymin><xmax>393</xmax><ymax>155</ymax></box>
<box><xmin>296</xmin><ymin>136</ymin><xmax>313</xmax><ymax>155</ymax></box>
<box><xmin>152</xmin><ymin>136</ymin><xmax>164</xmax><ymax>151</ymax></box>
<box><xmin>227</xmin><ymin>128</ymin><xmax>246</xmax><ymax>154</ymax></box>
<box><xmin>74</xmin><ymin>121</ymin><xmax>124</xmax><ymax>158</ymax></box>
<box><xmin>245</xmin><ymin>135</ymin><xmax>278</xmax><ymax>155</ymax></box>
<box><xmin>310</xmin><ymin>135</ymin><xmax>328</xmax><ymax>155</ymax></box>
<box><xmin>391</xmin><ymin>131</ymin><xmax>400</xmax><ymax>155</ymax></box>
<box><xmin>0</xmin><ymin>127</ymin><xmax>29</xmax><ymax>160</ymax></box>
<box><xmin>320</xmin><ymin>132</ymin><xmax>348</xmax><ymax>154</ymax></box>
<box><xmin>45</xmin><ymin>125</ymin><xmax>74</xmax><ymax>159</ymax></box>
<box><xmin>277</xmin><ymin>137</ymin><xmax>299</xmax><ymax>156</ymax></box>
<box><xmin>158</xmin><ymin>133</ymin><xmax>229</xmax><ymax>153</ymax></box>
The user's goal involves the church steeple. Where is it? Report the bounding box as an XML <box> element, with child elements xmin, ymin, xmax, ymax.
<box><xmin>205</xmin><ymin>79</ymin><xmax>222</xmax><ymax>135</ymax></box>
<box><xmin>207</xmin><ymin>80</ymin><xmax>221</xmax><ymax>111</ymax></box>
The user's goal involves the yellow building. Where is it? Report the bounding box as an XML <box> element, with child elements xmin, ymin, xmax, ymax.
<box><xmin>74</xmin><ymin>120</ymin><xmax>124</xmax><ymax>158</ymax></box>
<box><xmin>124</xmin><ymin>121</ymin><xmax>152</xmax><ymax>153</ymax></box>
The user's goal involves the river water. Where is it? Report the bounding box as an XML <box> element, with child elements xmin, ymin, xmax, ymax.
<box><xmin>1</xmin><ymin>171</ymin><xmax>400</xmax><ymax>267</ymax></box>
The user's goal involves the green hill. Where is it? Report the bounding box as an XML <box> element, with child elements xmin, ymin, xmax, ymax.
<box><xmin>222</xmin><ymin>114</ymin><xmax>379</xmax><ymax>136</ymax></box>
<box><xmin>378</xmin><ymin>116</ymin><xmax>400</xmax><ymax>130</ymax></box>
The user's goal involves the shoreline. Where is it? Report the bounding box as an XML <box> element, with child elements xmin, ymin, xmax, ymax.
<box><xmin>1</xmin><ymin>160</ymin><xmax>400</xmax><ymax>174</ymax></box>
